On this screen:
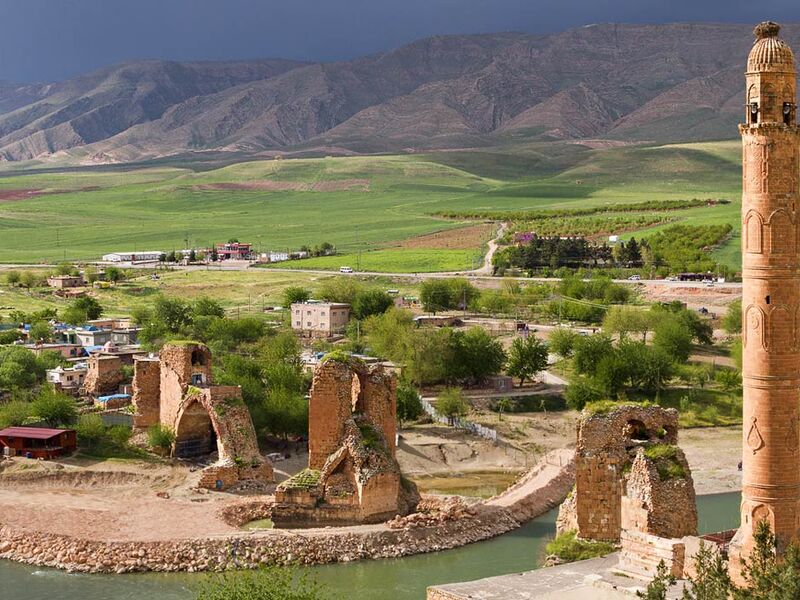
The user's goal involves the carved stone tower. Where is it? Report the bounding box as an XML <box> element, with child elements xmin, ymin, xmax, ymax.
<box><xmin>731</xmin><ymin>21</ymin><xmax>800</xmax><ymax>572</ymax></box>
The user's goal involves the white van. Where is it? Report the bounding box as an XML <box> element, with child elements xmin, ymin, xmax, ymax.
<box><xmin>339</xmin><ymin>266</ymin><xmax>354</xmax><ymax>274</ymax></box>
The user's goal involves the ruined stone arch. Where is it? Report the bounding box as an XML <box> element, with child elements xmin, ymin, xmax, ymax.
<box><xmin>768</xmin><ymin>208</ymin><xmax>795</xmax><ymax>254</ymax></box>
<box><xmin>744</xmin><ymin>304</ymin><xmax>766</xmax><ymax>350</ymax></box>
<box><xmin>174</xmin><ymin>398</ymin><xmax>217</xmax><ymax>457</ymax></box>
<box><xmin>744</xmin><ymin>209</ymin><xmax>764</xmax><ymax>254</ymax></box>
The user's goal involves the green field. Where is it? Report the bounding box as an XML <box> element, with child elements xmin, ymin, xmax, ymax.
<box><xmin>0</xmin><ymin>140</ymin><xmax>743</xmax><ymax>269</ymax></box>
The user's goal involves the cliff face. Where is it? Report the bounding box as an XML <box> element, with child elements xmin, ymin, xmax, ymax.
<box><xmin>0</xmin><ymin>23</ymin><xmax>795</xmax><ymax>162</ymax></box>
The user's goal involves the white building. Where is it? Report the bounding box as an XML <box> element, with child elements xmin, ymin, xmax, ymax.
<box><xmin>46</xmin><ymin>364</ymin><xmax>88</xmax><ymax>392</ymax></box>
<box><xmin>102</xmin><ymin>251</ymin><xmax>163</xmax><ymax>263</ymax></box>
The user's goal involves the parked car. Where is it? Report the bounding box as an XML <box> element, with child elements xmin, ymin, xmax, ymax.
<box><xmin>339</xmin><ymin>266</ymin><xmax>354</xmax><ymax>274</ymax></box>
<box><xmin>665</xmin><ymin>276</ymin><xmax>677</xmax><ymax>282</ymax></box>
<box><xmin>628</xmin><ymin>275</ymin><xmax>641</xmax><ymax>281</ymax></box>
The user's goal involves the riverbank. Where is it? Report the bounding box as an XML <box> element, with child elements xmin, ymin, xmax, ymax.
<box><xmin>0</xmin><ymin>450</ymin><xmax>574</xmax><ymax>574</ymax></box>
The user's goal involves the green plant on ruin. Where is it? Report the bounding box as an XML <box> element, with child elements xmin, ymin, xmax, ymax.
<box><xmin>643</xmin><ymin>444</ymin><xmax>687</xmax><ymax>481</ymax></box>
<box><xmin>280</xmin><ymin>469</ymin><xmax>322</xmax><ymax>490</ymax></box>
<box><xmin>357</xmin><ymin>422</ymin><xmax>384</xmax><ymax>452</ymax></box>
<box><xmin>544</xmin><ymin>530</ymin><xmax>617</xmax><ymax>565</ymax></box>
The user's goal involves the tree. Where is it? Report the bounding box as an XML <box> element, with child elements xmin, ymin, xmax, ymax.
<box><xmin>72</xmin><ymin>296</ymin><xmax>104</xmax><ymax>320</ymax></box>
<box><xmin>318</xmin><ymin>277</ymin><xmax>363</xmax><ymax>305</ymax></box>
<box><xmin>0</xmin><ymin>346</ymin><xmax>44</xmax><ymax>389</ymax></box>
<box><xmin>495</xmin><ymin>397</ymin><xmax>512</xmax><ymax>421</ymax></box>
<box><xmin>19</xmin><ymin>271</ymin><xmax>40</xmax><ymax>289</ymax></box>
<box><xmin>283</xmin><ymin>286</ymin><xmax>311</xmax><ymax>308</ymax></box>
<box><xmin>548</xmin><ymin>328</ymin><xmax>579</xmax><ymax>358</ymax></box>
<box><xmin>0</xmin><ymin>401</ymin><xmax>33</xmax><ymax>428</ymax></box>
<box><xmin>573</xmin><ymin>334</ymin><xmax>615</xmax><ymax>377</ymax></box>
<box><xmin>55</xmin><ymin>262</ymin><xmax>76</xmax><ymax>276</ymax></box>
<box><xmin>352</xmin><ymin>289</ymin><xmax>394</xmax><ymax>320</ymax></box>
<box><xmin>715</xmin><ymin>369</ymin><xmax>741</xmax><ymax>392</ymax></box>
<box><xmin>445</xmin><ymin>327</ymin><xmax>506</xmax><ymax>385</ymax></box>
<box><xmin>5</xmin><ymin>270</ymin><xmax>20</xmax><ymax>286</ymax></box>
<box><xmin>28</xmin><ymin>320</ymin><xmax>52</xmax><ymax>342</ymax></box>
<box><xmin>437</xmin><ymin>388</ymin><xmax>469</xmax><ymax>424</ymax></box>
<box><xmin>603</xmin><ymin>306</ymin><xmax>653</xmax><ymax>341</ymax></box>
<box><xmin>396</xmin><ymin>383</ymin><xmax>423</xmax><ymax>426</ymax></box>
<box><xmin>506</xmin><ymin>336</ymin><xmax>549</xmax><ymax>386</ymax></box>
<box><xmin>76</xmin><ymin>413</ymin><xmax>108</xmax><ymax>450</ymax></box>
<box><xmin>420</xmin><ymin>280</ymin><xmax>453</xmax><ymax>314</ymax></box>
<box><xmin>31</xmin><ymin>389</ymin><xmax>77</xmax><ymax>427</ymax></box>
<box><xmin>188</xmin><ymin>249</ymin><xmax>197</xmax><ymax>262</ymax></box>
<box><xmin>681</xmin><ymin>541</ymin><xmax>732</xmax><ymax>600</ymax></box>
<box><xmin>564</xmin><ymin>378</ymin><xmax>603</xmax><ymax>410</ymax></box>
<box><xmin>448</xmin><ymin>278</ymin><xmax>480</xmax><ymax>310</ymax></box>
<box><xmin>653</xmin><ymin>318</ymin><xmax>694</xmax><ymax>363</ymax></box>
<box><xmin>723</xmin><ymin>299</ymin><xmax>742</xmax><ymax>334</ymax></box>
<box><xmin>105</xmin><ymin>266</ymin><xmax>123</xmax><ymax>283</ymax></box>
<box><xmin>195</xmin><ymin>566</ymin><xmax>329</xmax><ymax>600</ymax></box>
<box><xmin>636</xmin><ymin>560</ymin><xmax>675</xmax><ymax>599</ymax></box>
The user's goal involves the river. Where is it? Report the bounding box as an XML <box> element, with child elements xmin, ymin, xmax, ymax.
<box><xmin>0</xmin><ymin>492</ymin><xmax>739</xmax><ymax>600</ymax></box>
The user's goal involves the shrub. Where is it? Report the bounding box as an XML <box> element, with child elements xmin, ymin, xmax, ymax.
<box><xmin>76</xmin><ymin>414</ymin><xmax>107</xmax><ymax>448</ymax></box>
<box><xmin>195</xmin><ymin>565</ymin><xmax>329</xmax><ymax>600</ymax></box>
<box><xmin>544</xmin><ymin>530</ymin><xmax>616</xmax><ymax>564</ymax></box>
<box><xmin>565</xmin><ymin>379</ymin><xmax>603</xmax><ymax>411</ymax></box>
<box><xmin>436</xmin><ymin>388</ymin><xmax>469</xmax><ymax>421</ymax></box>
<box><xmin>31</xmin><ymin>389</ymin><xmax>77</xmax><ymax>427</ymax></box>
<box><xmin>396</xmin><ymin>384</ymin><xmax>424</xmax><ymax>426</ymax></box>
<box><xmin>643</xmin><ymin>444</ymin><xmax>687</xmax><ymax>481</ymax></box>
<box><xmin>147</xmin><ymin>424</ymin><xmax>176</xmax><ymax>452</ymax></box>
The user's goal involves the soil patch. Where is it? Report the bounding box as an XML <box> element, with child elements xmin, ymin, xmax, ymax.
<box><xmin>0</xmin><ymin>189</ymin><xmax>45</xmax><ymax>202</ymax></box>
<box><xmin>397</xmin><ymin>223</ymin><xmax>495</xmax><ymax>250</ymax></box>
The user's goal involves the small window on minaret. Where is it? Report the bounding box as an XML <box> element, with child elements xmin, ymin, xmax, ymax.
<box><xmin>750</xmin><ymin>102</ymin><xmax>759</xmax><ymax>124</ymax></box>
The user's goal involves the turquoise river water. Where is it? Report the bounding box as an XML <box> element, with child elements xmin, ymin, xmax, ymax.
<box><xmin>0</xmin><ymin>492</ymin><xmax>739</xmax><ymax>600</ymax></box>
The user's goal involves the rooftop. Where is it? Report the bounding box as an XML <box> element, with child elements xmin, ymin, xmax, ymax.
<box><xmin>0</xmin><ymin>427</ymin><xmax>74</xmax><ymax>440</ymax></box>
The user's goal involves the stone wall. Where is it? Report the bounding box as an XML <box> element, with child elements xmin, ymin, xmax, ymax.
<box><xmin>557</xmin><ymin>404</ymin><xmax>680</xmax><ymax>542</ymax></box>
<box><xmin>132</xmin><ymin>357</ymin><xmax>160</xmax><ymax>430</ymax></box>
<box><xmin>618</xmin><ymin>530</ymin><xmax>686</xmax><ymax>579</ymax></box>
<box><xmin>82</xmin><ymin>355</ymin><xmax>123</xmax><ymax>397</ymax></box>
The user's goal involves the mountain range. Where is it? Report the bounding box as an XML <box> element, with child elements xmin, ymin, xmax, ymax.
<box><xmin>0</xmin><ymin>22</ymin><xmax>794</xmax><ymax>164</ymax></box>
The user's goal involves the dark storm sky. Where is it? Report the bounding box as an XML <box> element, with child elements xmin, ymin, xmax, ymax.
<box><xmin>1</xmin><ymin>0</ymin><xmax>799</xmax><ymax>83</ymax></box>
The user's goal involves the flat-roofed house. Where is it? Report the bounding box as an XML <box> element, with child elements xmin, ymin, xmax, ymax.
<box><xmin>291</xmin><ymin>302</ymin><xmax>350</xmax><ymax>337</ymax></box>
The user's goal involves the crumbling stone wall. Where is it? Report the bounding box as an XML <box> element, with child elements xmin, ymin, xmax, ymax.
<box><xmin>81</xmin><ymin>355</ymin><xmax>123</xmax><ymax>397</ymax></box>
<box><xmin>275</xmin><ymin>358</ymin><xmax>415</xmax><ymax>525</ymax></box>
<box><xmin>131</xmin><ymin>342</ymin><xmax>272</xmax><ymax>489</ymax></box>
<box><xmin>621</xmin><ymin>447</ymin><xmax>697</xmax><ymax>539</ymax></box>
<box><xmin>132</xmin><ymin>357</ymin><xmax>160</xmax><ymax>430</ymax></box>
<box><xmin>556</xmin><ymin>404</ymin><xmax>680</xmax><ymax>542</ymax></box>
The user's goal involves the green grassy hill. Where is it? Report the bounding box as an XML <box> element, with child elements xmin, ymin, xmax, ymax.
<box><xmin>0</xmin><ymin>140</ymin><xmax>743</xmax><ymax>269</ymax></box>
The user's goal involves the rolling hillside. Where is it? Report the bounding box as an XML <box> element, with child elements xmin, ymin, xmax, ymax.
<box><xmin>0</xmin><ymin>23</ymin><xmax>793</xmax><ymax>163</ymax></box>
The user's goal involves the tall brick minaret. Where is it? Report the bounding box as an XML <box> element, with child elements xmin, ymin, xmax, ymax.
<box><xmin>730</xmin><ymin>21</ymin><xmax>800</xmax><ymax>573</ymax></box>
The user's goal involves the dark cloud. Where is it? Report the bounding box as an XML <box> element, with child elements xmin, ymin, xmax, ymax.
<box><xmin>1</xmin><ymin>0</ymin><xmax>799</xmax><ymax>82</ymax></box>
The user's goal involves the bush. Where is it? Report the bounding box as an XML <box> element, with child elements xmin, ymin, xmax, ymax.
<box><xmin>565</xmin><ymin>379</ymin><xmax>603</xmax><ymax>411</ymax></box>
<box><xmin>0</xmin><ymin>400</ymin><xmax>33</xmax><ymax>428</ymax></box>
<box><xmin>396</xmin><ymin>384</ymin><xmax>424</xmax><ymax>426</ymax></box>
<box><xmin>195</xmin><ymin>566</ymin><xmax>329</xmax><ymax>600</ymax></box>
<box><xmin>31</xmin><ymin>389</ymin><xmax>77</xmax><ymax>427</ymax></box>
<box><xmin>545</xmin><ymin>530</ymin><xmax>616</xmax><ymax>564</ymax></box>
<box><xmin>147</xmin><ymin>424</ymin><xmax>176</xmax><ymax>452</ymax></box>
<box><xmin>76</xmin><ymin>414</ymin><xmax>107</xmax><ymax>448</ymax></box>
<box><xmin>548</xmin><ymin>328</ymin><xmax>579</xmax><ymax>358</ymax></box>
<box><xmin>436</xmin><ymin>388</ymin><xmax>469</xmax><ymax>421</ymax></box>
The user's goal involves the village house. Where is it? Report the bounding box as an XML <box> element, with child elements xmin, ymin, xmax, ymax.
<box><xmin>102</xmin><ymin>251</ymin><xmax>163</xmax><ymax>263</ymax></box>
<box><xmin>24</xmin><ymin>342</ymin><xmax>86</xmax><ymax>359</ymax></box>
<box><xmin>75</xmin><ymin>326</ymin><xmax>113</xmax><ymax>348</ymax></box>
<box><xmin>0</xmin><ymin>427</ymin><xmax>77</xmax><ymax>459</ymax></box>
<box><xmin>291</xmin><ymin>301</ymin><xmax>350</xmax><ymax>337</ymax></box>
<box><xmin>46</xmin><ymin>274</ymin><xmax>84</xmax><ymax>289</ymax></box>
<box><xmin>215</xmin><ymin>242</ymin><xmax>252</xmax><ymax>260</ymax></box>
<box><xmin>46</xmin><ymin>364</ymin><xmax>88</xmax><ymax>393</ymax></box>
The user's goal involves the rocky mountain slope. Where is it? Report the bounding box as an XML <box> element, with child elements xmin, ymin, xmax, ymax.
<box><xmin>0</xmin><ymin>23</ymin><xmax>795</xmax><ymax>163</ymax></box>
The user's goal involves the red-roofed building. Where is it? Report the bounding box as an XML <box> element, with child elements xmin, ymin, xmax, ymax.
<box><xmin>215</xmin><ymin>242</ymin><xmax>252</xmax><ymax>260</ymax></box>
<box><xmin>0</xmin><ymin>427</ymin><xmax>77</xmax><ymax>459</ymax></box>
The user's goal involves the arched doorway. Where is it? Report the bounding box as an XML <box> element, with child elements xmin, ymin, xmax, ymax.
<box><xmin>174</xmin><ymin>401</ymin><xmax>217</xmax><ymax>458</ymax></box>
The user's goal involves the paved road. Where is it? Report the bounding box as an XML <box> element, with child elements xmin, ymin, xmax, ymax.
<box><xmin>0</xmin><ymin>261</ymin><xmax>743</xmax><ymax>290</ymax></box>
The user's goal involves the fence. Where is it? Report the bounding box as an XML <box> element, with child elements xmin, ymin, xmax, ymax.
<box><xmin>421</xmin><ymin>397</ymin><xmax>498</xmax><ymax>442</ymax></box>
<box><xmin>100</xmin><ymin>410</ymin><xmax>134</xmax><ymax>428</ymax></box>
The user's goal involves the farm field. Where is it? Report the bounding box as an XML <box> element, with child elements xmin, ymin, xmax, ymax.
<box><xmin>0</xmin><ymin>139</ymin><xmax>742</xmax><ymax>269</ymax></box>
<box><xmin>0</xmin><ymin>268</ymin><xmax>423</xmax><ymax>320</ymax></box>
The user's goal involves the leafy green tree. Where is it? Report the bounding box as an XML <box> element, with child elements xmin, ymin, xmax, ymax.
<box><xmin>593</xmin><ymin>352</ymin><xmax>630</xmax><ymax>397</ymax></box>
<box><xmin>72</xmin><ymin>296</ymin><xmax>103</xmax><ymax>320</ymax></box>
<box><xmin>653</xmin><ymin>318</ymin><xmax>694</xmax><ymax>363</ymax></box>
<box><xmin>447</xmin><ymin>278</ymin><xmax>480</xmax><ymax>310</ymax></box>
<box><xmin>396</xmin><ymin>383</ymin><xmax>423</xmax><ymax>426</ymax></box>
<box><xmin>283</xmin><ymin>286</ymin><xmax>311</xmax><ymax>308</ymax></box>
<box><xmin>0</xmin><ymin>400</ymin><xmax>33</xmax><ymax>428</ymax></box>
<box><xmin>318</xmin><ymin>277</ymin><xmax>363</xmax><ymax>305</ymax></box>
<box><xmin>548</xmin><ymin>328</ymin><xmax>579</xmax><ymax>358</ymax></box>
<box><xmin>61</xmin><ymin>306</ymin><xmax>88</xmax><ymax>325</ymax></box>
<box><xmin>723</xmin><ymin>299</ymin><xmax>742</xmax><ymax>334</ymax></box>
<box><xmin>5</xmin><ymin>270</ymin><xmax>20</xmax><ymax>286</ymax></box>
<box><xmin>437</xmin><ymin>388</ymin><xmax>469</xmax><ymax>424</ymax></box>
<box><xmin>55</xmin><ymin>262</ymin><xmax>77</xmax><ymax>276</ymax></box>
<box><xmin>195</xmin><ymin>566</ymin><xmax>329</xmax><ymax>600</ymax></box>
<box><xmin>506</xmin><ymin>336</ymin><xmax>549</xmax><ymax>386</ymax></box>
<box><xmin>420</xmin><ymin>279</ymin><xmax>453</xmax><ymax>314</ymax></box>
<box><xmin>603</xmin><ymin>306</ymin><xmax>654</xmax><ymax>341</ymax></box>
<box><xmin>573</xmin><ymin>334</ymin><xmax>615</xmax><ymax>377</ymax></box>
<box><xmin>0</xmin><ymin>346</ymin><xmax>45</xmax><ymax>389</ymax></box>
<box><xmin>352</xmin><ymin>289</ymin><xmax>394</xmax><ymax>320</ymax></box>
<box><xmin>31</xmin><ymin>389</ymin><xmax>77</xmax><ymax>427</ymax></box>
<box><xmin>76</xmin><ymin>413</ymin><xmax>108</xmax><ymax>449</ymax></box>
<box><xmin>445</xmin><ymin>327</ymin><xmax>506</xmax><ymax>385</ymax></box>
<box><xmin>28</xmin><ymin>320</ymin><xmax>52</xmax><ymax>342</ymax></box>
<box><xmin>19</xmin><ymin>271</ymin><xmax>41</xmax><ymax>289</ymax></box>
<box><xmin>564</xmin><ymin>378</ymin><xmax>603</xmax><ymax>411</ymax></box>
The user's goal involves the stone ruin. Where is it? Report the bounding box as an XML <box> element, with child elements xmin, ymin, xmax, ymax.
<box><xmin>81</xmin><ymin>354</ymin><xmax>124</xmax><ymax>397</ymax></box>
<box><xmin>556</xmin><ymin>404</ymin><xmax>697</xmax><ymax>576</ymax></box>
<box><xmin>131</xmin><ymin>342</ymin><xmax>273</xmax><ymax>490</ymax></box>
<box><xmin>273</xmin><ymin>356</ymin><xmax>418</xmax><ymax>526</ymax></box>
